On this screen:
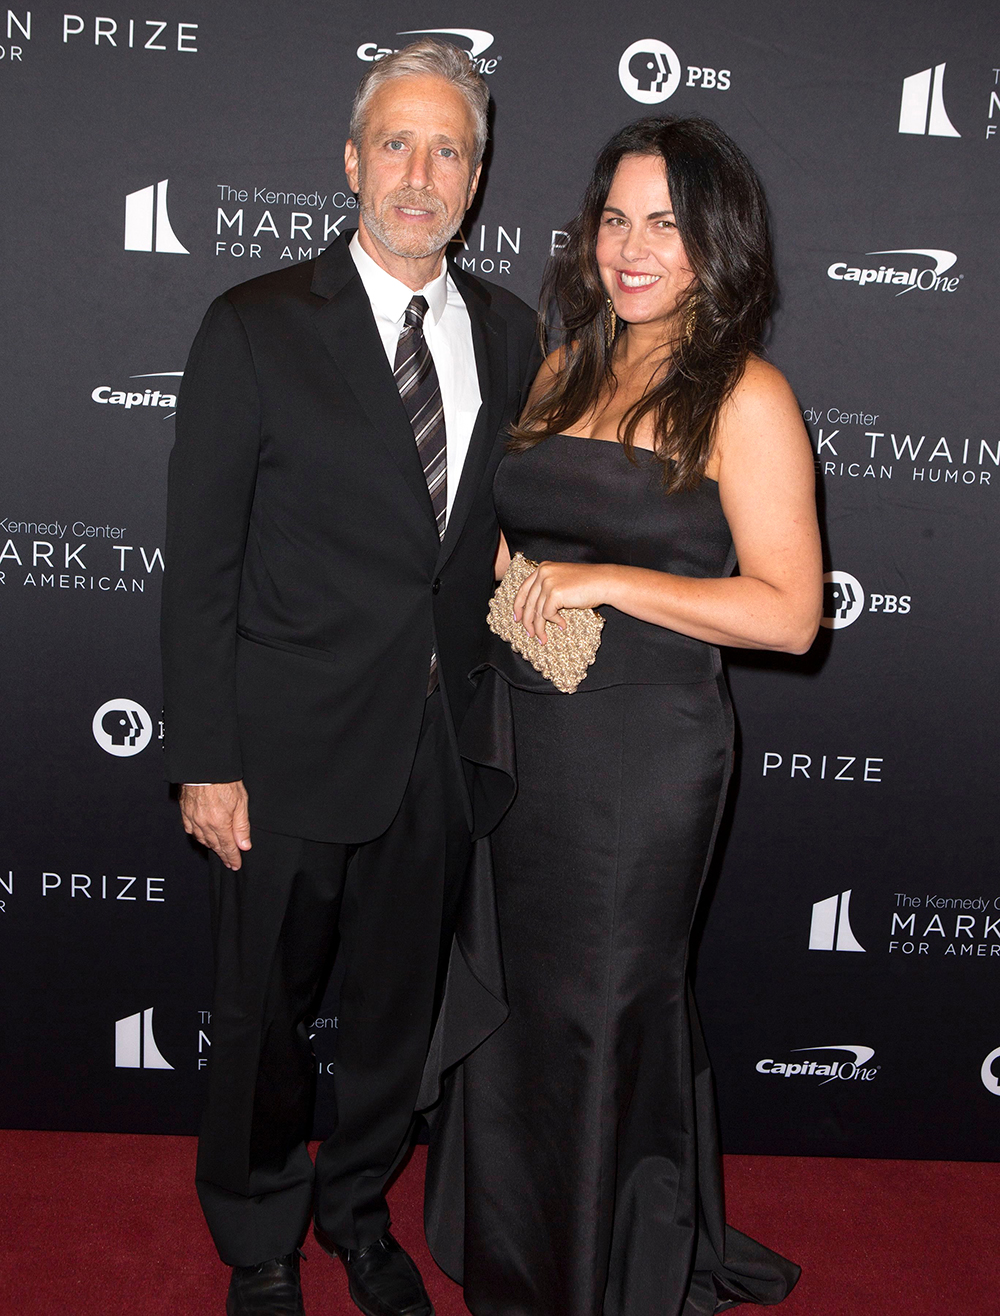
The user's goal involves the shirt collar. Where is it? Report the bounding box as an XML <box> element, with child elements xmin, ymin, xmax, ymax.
<box><xmin>349</xmin><ymin>231</ymin><xmax>449</xmax><ymax>328</ymax></box>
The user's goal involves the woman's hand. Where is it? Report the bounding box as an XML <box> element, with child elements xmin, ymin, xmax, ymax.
<box><xmin>514</xmin><ymin>561</ymin><xmax>614</xmax><ymax>642</ymax></box>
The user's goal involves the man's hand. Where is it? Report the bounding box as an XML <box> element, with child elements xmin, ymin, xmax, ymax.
<box><xmin>179</xmin><ymin>781</ymin><xmax>251</xmax><ymax>870</ymax></box>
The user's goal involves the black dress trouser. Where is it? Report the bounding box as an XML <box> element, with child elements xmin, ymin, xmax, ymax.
<box><xmin>195</xmin><ymin>690</ymin><xmax>470</xmax><ymax>1267</ymax></box>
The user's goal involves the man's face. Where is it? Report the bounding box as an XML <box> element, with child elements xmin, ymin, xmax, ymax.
<box><xmin>345</xmin><ymin>74</ymin><xmax>481</xmax><ymax>263</ymax></box>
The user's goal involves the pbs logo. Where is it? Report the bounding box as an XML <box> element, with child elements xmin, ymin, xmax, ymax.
<box><xmin>619</xmin><ymin>39</ymin><xmax>681</xmax><ymax>104</ymax></box>
<box><xmin>93</xmin><ymin>698</ymin><xmax>153</xmax><ymax>757</ymax></box>
<box><xmin>821</xmin><ymin>571</ymin><xmax>865</xmax><ymax>629</ymax></box>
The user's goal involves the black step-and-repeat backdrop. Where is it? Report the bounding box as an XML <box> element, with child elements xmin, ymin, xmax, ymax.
<box><xmin>2</xmin><ymin>1</ymin><xmax>997</xmax><ymax>1159</ymax></box>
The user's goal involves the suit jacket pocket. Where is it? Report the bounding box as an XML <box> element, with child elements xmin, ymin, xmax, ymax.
<box><xmin>236</xmin><ymin>624</ymin><xmax>341</xmax><ymax>665</ymax></box>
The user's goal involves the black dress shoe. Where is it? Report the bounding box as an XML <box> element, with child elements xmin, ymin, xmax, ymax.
<box><xmin>333</xmin><ymin>1233</ymin><xmax>433</xmax><ymax>1316</ymax></box>
<box><xmin>226</xmin><ymin>1251</ymin><xmax>305</xmax><ymax>1315</ymax></box>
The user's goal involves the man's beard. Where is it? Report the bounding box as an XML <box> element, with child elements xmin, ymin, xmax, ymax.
<box><xmin>360</xmin><ymin>183</ymin><xmax>461</xmax><ymax>260</ymax></box>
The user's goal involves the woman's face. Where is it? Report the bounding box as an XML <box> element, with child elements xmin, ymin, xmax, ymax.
<box><xmin>595</xmin><ymin>153</ymin><xmax>696</xmax><ymax>329</ymax></box>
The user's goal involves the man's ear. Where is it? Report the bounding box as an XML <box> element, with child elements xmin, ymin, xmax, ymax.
<box><xmin>344</xmin><ymin>138</ymin><xmax>360</xmax><ymax>194</ymax></box>
<box><xmin>467</xmin><ymin>162</ymin><xmax>483</xmax><ymax>207</ymax></box>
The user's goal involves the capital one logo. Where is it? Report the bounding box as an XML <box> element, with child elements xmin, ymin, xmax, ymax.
<box><xmin>619</xmin><ymin>39</ymin><xmax>681</xmax><ymax>104</ymax></box>
<box><xmin>398</xmin><ymin>27</ymin><xmax>493</xmax><ymax>56</ymax></box>
<box><xmin>810</xmin><ymin>890</ymin><xmax>866</xmax><ymax>952</ymax></box>
<box><xmin>827</xmin><ymin>249</ymin><xmax>961</xmax><ymax>296</ymax></box>
<box><xmin>982</xmin><ymin>1047</ymin><xmax>1000</xmax><ymax>1095</ymax></box>
<box><xmin>357</xmin><ymin>28</ymin><xmax>499</xmax><ymax>74</ymax></box>
<box><xmin>756</xmin><ymin>1044</ymin><xmax>878</xmax><ymax>1085</ymax></box>
<box><xmin>115</xmin><ymin>1007</ymin><xmax>174</xmax><ymax>1069</ymax></box>
<box><xmin>124</xmin><ymin>179</ymin><xmax>189</xmax><ymax>253</ymax></box>
<box><xmin>93</xmin><ymin>698</ymin><xmax>153</xmax><ymax>756</ymax></box>
<box><xmin>899</xmin><ymin>63</ymin><xmax>960</xmax><ymax>137</ymax></box>
<box><xmin>821</xmin><ymin>571</ymin><xmax>865</xmax><ymax>629</ymax></box>
<box><xmin>92</xmin><ymin>371</ymin><xmax>182</xmax><ymax>418</ymax></box>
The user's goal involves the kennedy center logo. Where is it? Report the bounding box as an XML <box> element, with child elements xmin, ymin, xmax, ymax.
<box><xmin>899</xmin><ymin>63</ymin><xmax>960</xmax><ymax>137</ymax></box>
<box><xmin>115</xmin><ymin>1008</ymin><xmax>174</xmax><ymax>1069</ymax></box>
<box><xmin>124</xmin><ymin>179</ymin><xmax>189</xmax><ymax>253</ymax></box>
<box><xmin>810</xmin><ymin>890</ymin><xmax>866</xmax><ymax>952</ymax></box>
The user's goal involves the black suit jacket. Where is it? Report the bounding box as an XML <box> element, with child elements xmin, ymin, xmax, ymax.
<box><xmin>161</xmin><ymin>231</ymin><xmax>539</xmax><ymax>843</ymax></box>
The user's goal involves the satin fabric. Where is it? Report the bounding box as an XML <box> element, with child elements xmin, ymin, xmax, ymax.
<box><xmin>423</xmin><ymin>437</ymin><xmax>800</xmax><ymax>1314</ymax></box>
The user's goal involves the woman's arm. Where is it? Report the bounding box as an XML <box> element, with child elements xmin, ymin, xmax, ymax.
<box><xmin>494</xmin><ymin>346</ymin><xmax>564</xmax><ymax>581</ymax></box>
<box><xmin>495</xmin><ymin>530</ymin><xmax>511</xmax><ymax>580</ymax></box>
<box><xmin>514</xmin><ymin>358</ymin><xmax>823</xmax><ymax>655</ymax></box>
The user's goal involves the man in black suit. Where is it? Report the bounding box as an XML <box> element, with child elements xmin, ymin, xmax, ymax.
<box><xmin>161</xmin><ymin>39</ymin><xmax>538</xmax><ymax>1316</ymax></box>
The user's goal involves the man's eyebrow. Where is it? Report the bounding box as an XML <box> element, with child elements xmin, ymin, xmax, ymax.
<box><xmin>374</xmin><ymin>128</ymin><xmax>463</xmax><ymax>146</ymax></box>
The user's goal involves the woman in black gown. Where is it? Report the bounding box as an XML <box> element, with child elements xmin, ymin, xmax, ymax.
<box><xmin>424</xmin><ymin>117</ymin><xmax>822</xmax><ymax>1316</ymax></box>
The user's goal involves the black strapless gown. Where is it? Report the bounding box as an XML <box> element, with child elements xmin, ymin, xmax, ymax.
<box><xmin>421</xmin><ymin>436</ymin><xmax>800</xmax><ymax>1316</ymax></box>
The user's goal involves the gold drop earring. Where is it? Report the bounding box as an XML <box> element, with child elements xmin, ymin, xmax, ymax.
<box><xmin>604</xmin><ymin>297</ymin><xmax>618</xmax><ymax>350</ymax></box>
<box><xmin>683</xmin><ymin>297</ymin><xmax>698</xmax><ymax>343</ymax></box>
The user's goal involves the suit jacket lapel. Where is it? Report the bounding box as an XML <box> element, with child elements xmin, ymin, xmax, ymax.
<box><xmin>438</xmin><ymin>268</ymin><xmax>508</xmax><ymax>570</ymax></box>
<box><xmin>310</xmin><ymin>236</ymin><xmax>438</xmax><ymax>533</ymax></box>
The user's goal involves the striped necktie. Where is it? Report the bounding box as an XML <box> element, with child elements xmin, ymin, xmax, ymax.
<box><xmin>394</xmin><ymin>295</ymin><xmax>447</xmax><ymax>540</ymax></box>
<box><xmin>394</xmin><ymin>295</ymin><xmax>446</xmax><ymax>692</ymax></box>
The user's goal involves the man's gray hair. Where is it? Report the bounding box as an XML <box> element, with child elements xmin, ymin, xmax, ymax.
<box><xmin>349</xmin><ymin>39</ymin><xmax>490</xmax><ymax>167</ymax></box>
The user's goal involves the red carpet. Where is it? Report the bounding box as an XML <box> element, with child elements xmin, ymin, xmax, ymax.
<box><xmin>0</xmin><ymin>1130</ymin><xmax>997</xmax><ymax>1314</ymax></box>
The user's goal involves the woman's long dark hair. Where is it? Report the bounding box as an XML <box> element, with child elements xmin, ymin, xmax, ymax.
<box><xmin>509</xmin><ymin>116</ymin><xmax>775</xmax><ymax>491</ymax></box>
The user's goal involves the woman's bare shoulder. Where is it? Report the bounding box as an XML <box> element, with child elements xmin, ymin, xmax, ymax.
<box><xmin>714</xmin><ymin>354</ymin><xmax>811</xmax><ymax>475</ymax></box>
<box><xmin>540</xmin><ymin>343</ymin><xmax>571</xmax><ymax>380</ymax></box>
<box><xmin>525</xmin><ymin>343</ymin><xmax>571</xmax><ymax>409</ymax></box>
<box><xmin>718</xmin><ymin>355</ymin><xmax>803</xmax><ymax>435</ymax></box>
<box><xmin>733</xmin><ymin>353</ymin><xmax>797</xmax><ymax>404</ymax></box>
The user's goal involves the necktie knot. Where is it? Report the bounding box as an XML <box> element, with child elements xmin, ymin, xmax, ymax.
<box><xmin>404</xmin><ymin>295</ymin><xmax>429</xmax><ymax>332</ymax></box>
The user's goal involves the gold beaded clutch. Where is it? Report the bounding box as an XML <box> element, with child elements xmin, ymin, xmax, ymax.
<box><xmin>487</xmin><ymin>552</ymin><xmax>604</xmax><ymax>694</ymax></box>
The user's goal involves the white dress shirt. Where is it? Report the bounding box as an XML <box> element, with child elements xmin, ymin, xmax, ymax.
<box><xmin>349</xmin><ymin>232</ymin><xmax>482</xmax><ymax>523</ymax></box>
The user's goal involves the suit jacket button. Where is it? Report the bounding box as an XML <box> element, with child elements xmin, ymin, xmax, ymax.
<box><xmin>432</xmin><ymin>577</ymin><xmax>441</xmax><ymax>594</ymax></box>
